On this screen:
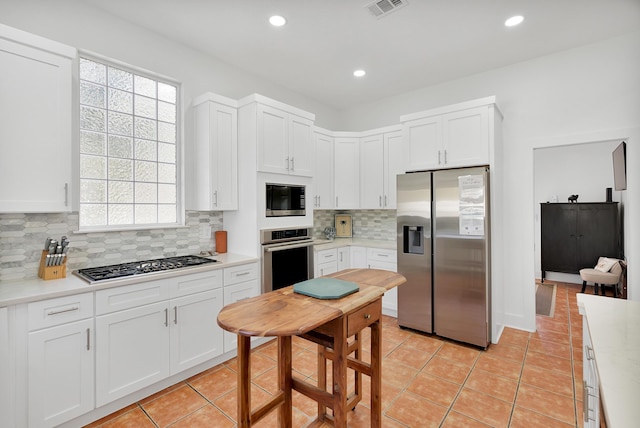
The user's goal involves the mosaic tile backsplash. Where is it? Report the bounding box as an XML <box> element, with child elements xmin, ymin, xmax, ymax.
<box><xmin>0</xmin><ymin>211</ymin><xmax>223</xmax><ymax>281</ymax></box>
<box><xmin>313</xmin><ymin>210</ymin><xmax>397</xmax><ymax>241</ymax></box>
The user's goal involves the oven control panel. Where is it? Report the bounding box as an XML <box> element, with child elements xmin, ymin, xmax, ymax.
<box><xmin>261</xmin><ymin>227</ymin><xmax>313</xmax><ymax>244</ymax></box>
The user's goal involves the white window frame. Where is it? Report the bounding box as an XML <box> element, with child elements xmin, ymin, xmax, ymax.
<box><xmin>76</xmin><ymin>52</ymin><xmax>184</xmax><ymax>231</ymax></box>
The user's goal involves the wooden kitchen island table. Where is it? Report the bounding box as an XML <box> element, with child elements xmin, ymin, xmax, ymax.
<box><xmin>217</xmin><ymin>268</ymin><xmax>405</xmax><ymax>428</ymax></box>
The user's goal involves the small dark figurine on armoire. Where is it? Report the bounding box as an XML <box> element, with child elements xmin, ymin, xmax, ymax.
<box><xmin>540</xmin><ymin>202</ymin><xmax>620</xmax><ymax>282</ymax></box>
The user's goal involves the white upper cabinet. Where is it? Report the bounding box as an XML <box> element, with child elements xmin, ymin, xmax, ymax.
<box><xmin>402</xmin><ymin>98</ymin><xmax>498</xmax><ymax>171</ymax></box>
<box><xmin>313</xmin><ymin>129</ymin><xmax>334</xmax><ymax>209</ymax></box>
<box><xmin>334</xmin><ymin>136</ymin><xmax>360</xmax><ymax>209</ymax></box>
<box><xmin>384</xmin><ymin>131</ymin><xmax>404</xmax><ymax>209</ymax></box>
<box><xmin>191</xmin><ymin>93</ymin><xmax>238</xmax><ymax>211</ymax></box>
<box><xmin>256</xmin><ymin>100</ymin><xmax>314</xmax><ymax>176</ymax></box>
<box><xmin>360</xmin><ymin>127</ymin><xmax>403</xmax><ymax>209</ymax></box>
<box><xmin>0</xmin><ymin>24</ymin><xmax>76</xmax><ymax>213</ymax></box>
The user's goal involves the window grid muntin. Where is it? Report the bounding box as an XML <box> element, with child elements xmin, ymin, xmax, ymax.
<box><xmin>79</xmin><ymin>56</ymin><xmax>178</xmax><ymax>229</ymax></box>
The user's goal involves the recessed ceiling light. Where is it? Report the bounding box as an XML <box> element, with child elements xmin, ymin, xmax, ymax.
<box><xmin>269</xmin><ymin>15</ymin><xmax>286</xmax><ymax>27</ymax></box>
<box><xmin>504</xmin><ymin>15</ymin><xmax>524</xmax><ymax>27</ymax></box>
<box><xmin>353</xmin><ymin>69</ymin><xmax>366</xmax><ymax>77</ymax></box>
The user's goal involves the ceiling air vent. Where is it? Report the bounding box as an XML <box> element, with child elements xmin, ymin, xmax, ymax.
<box><xmin>365</xmin><ymin>0</ymin><xmax>408</xmax><ymax>19</ymax></box>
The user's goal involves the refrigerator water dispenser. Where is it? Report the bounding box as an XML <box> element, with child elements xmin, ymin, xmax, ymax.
<box><xmin>403</xmin><ymin>226</ymin><xmax>424</xmax><ymax>254</ymax></box>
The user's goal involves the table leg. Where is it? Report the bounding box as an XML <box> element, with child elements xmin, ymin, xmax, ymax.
<box><xmin>370</xmin><ymin>319</ymin><xmax>382</xmax><ymax>428</ymax></box>
<box><xmin>317</xmin><ymin>343</ymin><xmax>327</xmax><ymax>420</ymax></box>
<box><xmin>333</xmin><ymin>317</ymin><xmax>348</xmax><ymax>428</ymax></box>
<box><xmin>278</xmin><ymin>336</ymin><xmax>293</xmax><ymax>428</ymax></box>
<box><xmin>237</xmin><ymin>335</ymin><xmax>251</xmax><ymax>428</ymax></box>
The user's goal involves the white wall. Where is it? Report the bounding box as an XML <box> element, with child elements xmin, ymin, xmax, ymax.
<box><xmin>533</xmin><ymin>140</ymin><xmax>622</xmax><ymax>283</ymax></box>
<box><xmin>340</xmin><ymin>31</ymin><xmax>640</xmax><ymax>332</ymax></box>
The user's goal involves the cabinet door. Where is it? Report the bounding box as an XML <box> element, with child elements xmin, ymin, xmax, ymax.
<box><xmin>577</xmin><ymin>204</ymin><xmax>619</xmax><ymax>268</ymax></box>
<box><xmin>0</xmin><ymin>30</ymin><xmax>74</xmax><ymax>212</ymax></box>
<box><xmin>334</xmin><ymin>138</ymin><xmax>360</xmax><ymax>209</ymax></box>
<box><xmin>170</xmin><ymin>289</ymin><xmax>224</xmax><ymax>374</ymax></box>
<box><xmin>541</xmin><ymin>204</ymin><xmax>578</xmax><ymax>274</ymax></box>
<box><xmin>223</xmin><ymin>279</ymin><xmax>260</xmax><ymax>352</ymax></box>
<box><xmin>337</xmin><ymin>247</ymin><xmax>350</xmax><ymax>271</ymax></box>
<box><xmin>313</xmin><ymin>132</ymin><xmax>334</xmax><ymax>209</ymax></box>
<box><xmin>289</xmin><ymin>115</ymin><xmax>313</xmax><ymax>177</ymax></box>
<box><xmin>403</xmin><ymin>115</ymin><xmax>441</xmax><ymax>172</ymax></box>
<box><xmin>384</xmin><ymin>131</ymin><xmax>404</xmax><ymax>209</ymax></box>
<box><xmin>350</xmin><ymin>246</ymin><xmax>367</xmax><ymax>268</ymax></box>
<box><xmin>211</xmin><ymin>103</ymin><xmax>238</xmax><ymax>210</ymax></box>
<box><xmin>257</xmin><ymin>104</ymin><xmax>289</xmax><ymax>174</ymax></box>
<box><xmin>360</xmin><ymin>134</ymin><xmax>384</xmax><ymax>209</ymax></box>
<box><xmin>442</xmin><ymin>106</ymin><xmax>489</xmax><ymax>168</ymax></box>
<box><xmin>28</xmin><ymin>318</ymin><xmax>94</xmax><ymax>428</ymax></box>
<box><xmin>95</xmin><ymin>302</ymin><xmax>170</xmax><ymax>406</ymax></box>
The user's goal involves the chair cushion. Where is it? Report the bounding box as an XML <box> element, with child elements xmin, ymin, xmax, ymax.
<box><xmin>580</xmin><ymin>268</ymin><xmax>620</xmax><ymax>285</ymax></box>
<box><xmin>594</xmin><ymin>257</ymin><xmax>619</xmax><ymax>272</ymax></box>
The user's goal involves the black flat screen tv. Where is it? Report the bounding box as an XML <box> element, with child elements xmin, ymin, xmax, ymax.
<box><xmin>612</xmin><ymin>141</ymin><xmax>626</xmax><ymax>191</ymax></box>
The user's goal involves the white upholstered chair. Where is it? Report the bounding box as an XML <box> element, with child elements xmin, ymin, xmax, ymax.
<box><xmin>579</xmin><ymin>257</ymin><xmax>625</xmax><ymax>297</ymax></box>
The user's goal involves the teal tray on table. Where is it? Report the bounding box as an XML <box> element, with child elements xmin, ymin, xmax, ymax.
<box><xmin>293</xmin><ymin>277</ymin><xmax>359</xmax><ymax>299</ymax></box>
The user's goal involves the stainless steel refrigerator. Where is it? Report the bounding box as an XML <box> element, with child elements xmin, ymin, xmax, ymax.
<box><xmin>397</xmin><ymin>167</ymin><xmax>491</xmax><ymax>348</ymax></box>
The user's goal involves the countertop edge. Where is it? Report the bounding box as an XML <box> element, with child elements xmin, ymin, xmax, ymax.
<box><xmin>313</xmin><ymin>238</ymin><xmax>396</xmax><ymax>251</ymax></box>
<box><xmin>0</xmin><ymin>253</ymin><xmax>259</xmax><ymax>307</ymax></box>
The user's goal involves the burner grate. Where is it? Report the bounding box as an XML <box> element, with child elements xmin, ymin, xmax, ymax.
<box><xmin>75</xmin><ymin>255</ymin><xmax>217</xmax><ymax>282</ymax></box>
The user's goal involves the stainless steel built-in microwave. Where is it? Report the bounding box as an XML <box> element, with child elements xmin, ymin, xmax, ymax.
<box><xmin>266</xmin><ymin>183</ymin><xmax>305</xmax><ymax>217</ymax></box>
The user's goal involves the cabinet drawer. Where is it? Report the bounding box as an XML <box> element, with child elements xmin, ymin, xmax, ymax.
<box><xmin>96</xmin><ymin>280</ymin><xmax>169</xmax><ymax>315</ymax></box>
<box><xmin>224</xmin><ymin>262</ymin><xmax>259</xmax><ymax>286</ymax></box>
<box><xmin>28</xmin><ymin>293</ymin><xmax>94</xmax><ymax>331</ymax></box>
<box><xmin>366</xmin><ymin>248</ymin><xmax>396</xmax><ymax>263</ymax></box>
<box><xmin>316</xmin><ymin>249</ymin><xmax>337</xmax><ymax>263</ymax></box>
<box><xmin>317</xmin><ymin>261</ymin><xmax>338</xmax><ymax>277</ymax></box>
<box><xmin>347</xmin><ymin>300</ymin><xmax>381</xmax><ymax>337</ymax></box>
<box><xmin>169</xmin><ymin>269</ymin><xmax>223</xmax><ymax>298</ymax></box>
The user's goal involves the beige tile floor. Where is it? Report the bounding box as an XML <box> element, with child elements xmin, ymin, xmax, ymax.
<box><xmin>86</xmin><ymin>281</ymin><xmax>590</xmax><ymax>427</ymax></box>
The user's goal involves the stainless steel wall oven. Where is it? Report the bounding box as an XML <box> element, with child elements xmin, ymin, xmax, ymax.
<box><xmin>261</xmin><ymin>227</ymin><xmax>314</xmax><ymax>293</ymax></box>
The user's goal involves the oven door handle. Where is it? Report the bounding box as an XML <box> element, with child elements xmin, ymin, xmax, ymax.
<box><xmin>264</xmin><ymin>241</ymin><xmax>315</xmax><ymax>252</ymax></box>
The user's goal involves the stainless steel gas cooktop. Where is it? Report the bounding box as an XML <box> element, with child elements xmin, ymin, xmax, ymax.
<box><xmin>74</xmin><ymin>255</ymin><xmax>218</xmax><ymax>283</ymax></box>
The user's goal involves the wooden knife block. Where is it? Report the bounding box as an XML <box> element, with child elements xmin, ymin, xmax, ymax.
<box><xmin>38</xmin><ymin>250</ymin><xmax>67</xmax><ymax>280</ymax></box>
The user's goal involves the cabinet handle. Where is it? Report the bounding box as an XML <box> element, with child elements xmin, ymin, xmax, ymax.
<box><xmin>583</xmin><ymin>381</ymin><xmax>589</xmax><ymax>422</ymax></box>
<box><xmin>379</xmin><ymin>196</ymin><xmax>382</xmax><ymax>207</ymax></box>
<box><xmin>86</xmin><ymin>328</ymin><xmax>90</xmax><ymax>351</ymax></box>
<box><xmin>585</xmin><ymin>345</ymin><xmax>595</xmax><ymax>360</ymax></box>
<box><xmin>290</xmin><ymin>157</ymin><xmax>294</xmax><ymax>171</ymax></box>
<box><xmin>285</xmin><ymin>156</ymin><xmax>290</xmax><ymax>170</ymax></box>
<box><xmin>438</xmin><ymin>150</ymin><xmax>441</xmax><ymax>164</ymax></box>
<box><xmin>174</xmin><ymin>306</ymin><xmax>178</xmax><ymax>325</ymax></box>
<box><xmin>336</xmin><ymin>196</ymin><xmax>338</xmax><ymax>207</ymax></box>
<box><xmin>339</xmin><ymin>252</ymin><xmax>343</xmax><ymax>262</ymax></box>
<box><xmin>236</xmin><ymin>271</ymin><xmax>251</xmax><ymax>276</ymax></box>
<box><xmin>318</xmin><ymin>195</ymin><xmax>321</xmax><ymax>206</ymax></box>
<box><xmin>364</xmin><ymin>314</ymin><xmax>371</xmax><ymax>320</ymax></box>
<box><xmin>47</xmin><ymin>306</ymin><xmax>79</xmax><ymax>316</ymax></box>
<box><xmin>377</xmin><ymin>253</ymin><xmax>389</xmax><ymax>257</ymax></box>
<box><xmin>213</xmin><ymin>190</ymin><xmax>218</xmax><ymax>206</ymax></box>
<box><xmin>444</xmin><ymin>149</ymin><xmax>447</xmax><ymax>164</ymax></box>
<box><xmin>164</xmin><ymin>308</ymin><xmax>169</xmax><ymax>327</ymax></box>
<box><xmin>64</xmin><ymin>183</ymin><xmax>69</xmax><ymax>206</ymax></box>
<box><xmin>384</xmin><ymin>195</ymin><xmax>388</xmax><ymax>207</ymax></box>
<box><xmin>320</xmin><ymin>268</ymin><xmax>324</xmax><ymax>276</ymax></box>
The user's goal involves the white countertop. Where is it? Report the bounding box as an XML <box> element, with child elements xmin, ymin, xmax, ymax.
<box><xmin>0</xmin><ymin>253</ymin><xmax>258</xmax><ymax>307</ymax></box>
<box><xmin>577</xmin><ymin>294</ymin><xmax>640</xmax><ymax>428</ymax></box>
<box><xmin>313</xmin><ymin>237</ymin><xmax>396</xmax><ymax>251</ymax></box>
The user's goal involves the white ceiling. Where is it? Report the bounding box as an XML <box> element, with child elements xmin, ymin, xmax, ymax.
<box><xmin>85</xmin><ymin>0</ymin><xmax>640</xmax><ymax>110</ymax></box>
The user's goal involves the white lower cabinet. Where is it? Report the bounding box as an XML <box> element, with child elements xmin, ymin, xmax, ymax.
<box><xmin>315</xmin><ymin>248</ymin><xmax>338</xmax><ymax>277</ymax></box>
<box><xmin>350</xmin><ymin>246</ymin><xmax>367</xmax><ymax>268</ymax></box>
<box><xmin>582</xmin><ymin>316</ymin><xmax>600</xmax><ymax>427</ymax></box>
<box><xmin>223</xmin><ymin>262</ymin><xmax>260</xmax><ymax>353</ymax></box>
<box><xmin>27</xmin><ymin>294</ymin><xmax>94</xmax><ymax>428</ymax></box>
<box><xmin>170</xmin><ymin>289</ymin><xmax>224</xmax><ymax>374</ymax></box>
<box><xmin>0</xmin><ymin>306</ymin><xmax>11</xmax><ymax>428</ymax></box>
<box><xmin>366</xmin><ymin>248</ymin><xmax>398</xmax><ymax>316</ymax></box>
<box><xmin>337</xmin><ymin>247</ymin><xmax>350</xmax><ymax>271</ymax></box>
<box><xmin>95</xmin><ymin>301</ymin><xmax>170</xmax><ymax>407</ymax></box>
